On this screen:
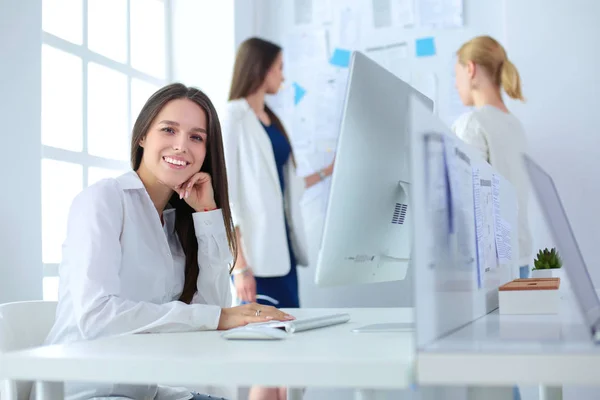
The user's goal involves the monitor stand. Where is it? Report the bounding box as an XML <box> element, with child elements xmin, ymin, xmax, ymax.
<box><xmin>352</xmin><ymin>322</ymin><xmax>414</xmax><ymax>333</ymax></box>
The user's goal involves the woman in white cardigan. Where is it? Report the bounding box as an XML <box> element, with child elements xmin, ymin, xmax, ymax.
<box><xmin>222</xmin><ymin>37</ymin><xmax>334</xmax><ymax>400</ymax></box>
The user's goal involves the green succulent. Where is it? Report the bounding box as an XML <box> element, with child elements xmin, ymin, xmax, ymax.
<box><xmin>532</xmin><ymin>247</ymin><xmax>562</xmax><ymax>270</ymax></box>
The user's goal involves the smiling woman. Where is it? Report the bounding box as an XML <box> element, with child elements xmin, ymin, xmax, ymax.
<box><xmin>135</xmin><ymin>99</ymin><xmax>212</xmax><ymax>208</ymax></box>
<box><xmin>39</xmin><ymin>83</ymin><xmax>296</xmax><ymax>400</ymax></box>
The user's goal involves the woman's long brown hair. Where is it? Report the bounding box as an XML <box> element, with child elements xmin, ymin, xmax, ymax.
<box><xmin>228</xmin><ymin>37</ymin><xmax>295</xmax><ymax>166</ymax></box>
<box><xmin>131</xmin><ymin>83</ymin><xmax>237</xmax><ymax>304</ymax></box>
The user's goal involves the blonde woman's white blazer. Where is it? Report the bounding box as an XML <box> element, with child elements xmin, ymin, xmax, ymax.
<box><xmin>221</xmin><ymin>99</ymin><xmax>309</xmax><ymax>277</ymax></box>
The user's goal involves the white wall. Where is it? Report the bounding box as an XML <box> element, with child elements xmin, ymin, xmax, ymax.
<box><xmin>234</xmin><ymin>0</ymin><xmax>257</xmax><ymax>47</ymax></box>
<box><xmin>0</xmin><ymin>0</ymin><xmax>43</xmax><ymax>303</ymax></box>
<box><xmin>505</xmin><ymin>0</ymin><xmax>600</xmax><ymax>284</ymax></box>
<box><xmin>504</xmin><ymin>4</ymin><xmax>600</xmax><ymax>397</ymax></box>
<box><xmin>171</xmin><ymin>0</ymin><xmax>235</xmax><ymax>118</ymax></box>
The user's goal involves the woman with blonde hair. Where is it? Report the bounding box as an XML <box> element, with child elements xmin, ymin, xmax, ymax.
<box><xmin>453</xmin><ymin>35</ymin><xmax>532</xmax><ymax>274</ymax></box>
<box><xmin>453</xmin><ymin>35</ymin><xmax>531</xmax><ymax>399</ymax></box>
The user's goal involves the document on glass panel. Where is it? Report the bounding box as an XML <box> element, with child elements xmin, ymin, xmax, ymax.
<box><xmin>444</xmin><ymin>137</ymin><xmax>476</xmax><ymax>272</ymax></box>
<box><xmin>492</xmin><ymin>173</ymin><xmax>513</xmax><ymax>263</ymax></box>
<box><xmin>472</xmin><ymin>168</ymin><xmax>484</xmax><ymax>288</ymax></box>
<box><xmin>424</xmin><ymin>133</ymin><xmax>451</xmax><ymax>270</ymax></box>
<box><xmin>479</xmin><ymin>176</ymin><xmax>497</xmax><ymax>271</ymax></box>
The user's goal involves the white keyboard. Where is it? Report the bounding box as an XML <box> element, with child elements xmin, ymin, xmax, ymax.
<box><xmin>245</xmin><ymin>313</ymin><xmax>351</xmax><ymax>334</ymax></box>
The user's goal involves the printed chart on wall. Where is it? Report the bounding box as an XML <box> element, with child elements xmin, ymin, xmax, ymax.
<box><xmin>267</xmin><ymin>0</ymin><xmax>362</xmax><ymax>218</ymax></box>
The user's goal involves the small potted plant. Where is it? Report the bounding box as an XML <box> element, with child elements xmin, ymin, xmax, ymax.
<box><xmin>531</xmin><ymin>247</ymin><xmax>563</xmax><ymax>280</ymax></box>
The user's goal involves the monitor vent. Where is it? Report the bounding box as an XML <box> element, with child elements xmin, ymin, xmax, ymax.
<box><xmin>391</xmin><ymin>203</ymin><xmax>408</xmax><ymax>225</ymax></box>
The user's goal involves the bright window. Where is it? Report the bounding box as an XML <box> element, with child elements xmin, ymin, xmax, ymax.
<box><xmin>41</xmin><ymin>0</ymin><xmax>171</xmax><ymax>300</ymax></box>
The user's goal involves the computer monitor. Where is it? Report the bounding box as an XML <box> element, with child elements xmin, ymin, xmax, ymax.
<box><xmin>523</xmin><ymin>154</ymin><xmax>600</xmax><ymax>342</ymax></box>
<box><xmin>315</xmin><ymin>51</ymin><xmax>433</xmax><ymax>330</ymax></box>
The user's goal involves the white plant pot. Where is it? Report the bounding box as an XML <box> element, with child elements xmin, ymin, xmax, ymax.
<box><xmin>531</xmin><ymin>268</ymin><xmax>569</xmax><ymax>291</ymax></box>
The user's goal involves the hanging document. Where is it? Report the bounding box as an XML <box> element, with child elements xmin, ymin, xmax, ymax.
<box><xmin>417</xmin><ymin>0</ymin><xmax>463</xmax><ymax>28</ymax></box>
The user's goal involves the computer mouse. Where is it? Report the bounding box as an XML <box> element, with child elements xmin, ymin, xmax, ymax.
<box><xmin>221</xmin><ymin>326</ymin><xmax>288</xmax><ymax>340</ymax></box>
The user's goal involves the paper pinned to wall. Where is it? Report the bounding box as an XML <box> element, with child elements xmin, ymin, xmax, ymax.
<box><xmin>492</xmin><ymin>174</ymin><xmax>512</xmax><ymax>263</ymax></box>
<box><xmin>266</xmin><ymin>83</ymin><xmax>295</xmax><ymax>121</ymax></box>
<box><xmin>372</xmin><ymin>0</ymin><xmax>393</xmax><ymax>28</ymax></box>
<box><xmin>334</xmin><ymin>2</ymin><xmax>361</xmax><ymax>50</ymax></box>
<box><xmin>284</xmin><ymin>29</ymin><xmax>328</xmax><ymax>66</ymax></box>
<box><xmin>313</xmin><ymin>0</ymin><xmax>334</xmax><ymax>25</ymax></box>
<box><xmin>294</xmin><ymin>0</ymin><xmax>313</xmax><ymax>25</ymax></box>
<box><xmin>365</xmin><ymin>42</ymin><xmax>409</xmax><ymax>81</ymax></box>
<box><xmin>314</xmin><ymin>67</ymin><xmax>347</xmax><ymax>140</ymax></box>
<box><xmin>393</xmin><ymin>0</ymin><xmax>415</xmax><ymax>27</ymax></box>
<box><xmin>290</xmin><ymin>111</ymin><xmax>316</xmax><ymax>154</ymax></box>
<box><xmin>271</xmin><ymin>76</ymin><xmax>315</xmax><ymax>154</ymax></box>
<box><xmin>411</xmin><ymin>72</ymin><xmax>438</xmax><ymax>109</ymax></box>
<box><xmin>292</xmin><ymin>84</ymin><xmax>316</xmax><ymax>148</ymax></box>
<box><xmin>417</xmin><ymin>0</ymin><xmax>464</xmax><ymax>28</ymax></box>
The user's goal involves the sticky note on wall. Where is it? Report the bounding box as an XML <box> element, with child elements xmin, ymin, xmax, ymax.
<box><xmin>415</xmin><ymin>37</ymin><xmax>436</xmax><ymax>57</ymax></box>
<box><xmin>292</xmin><ymin>82</ymin><xmax>307</xmax><ymax>105</ymax></box>
<box><xmin>329</xmin><ymin>48</ymin><xmax>351</xmax><ymax>68</ymax></box>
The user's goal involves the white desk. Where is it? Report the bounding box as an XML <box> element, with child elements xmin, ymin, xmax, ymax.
<box><xmin>0</xmin><ymin>308</ymin><xmax>413</xmax><ymax>400</ymax></box>
<box><xmin>417</xmin><ymin>294</ymin><xmax>600</xmax><ymax>399</ymax></box>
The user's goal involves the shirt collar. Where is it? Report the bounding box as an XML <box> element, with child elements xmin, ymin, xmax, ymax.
<box><xmin>118</xmin><ymin>170</ymin><xmax>178</xmax><ymax>232</ymax></box>
<box><xmin>116</xmin><ymin>170</ymin><xmax>145</xmax><ymax>190</ymax></box>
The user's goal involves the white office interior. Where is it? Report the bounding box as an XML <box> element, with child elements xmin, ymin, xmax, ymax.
<box><xmin>1</xmin><ymin>0</ymin><xmax>600</xmax><ymax>399</ymax></box>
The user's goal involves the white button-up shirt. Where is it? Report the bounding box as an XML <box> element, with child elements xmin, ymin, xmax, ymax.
<box><xmin>43</xmin><ymin>171</ymin><xmax>233</xmax><ymax>400</ymax></box>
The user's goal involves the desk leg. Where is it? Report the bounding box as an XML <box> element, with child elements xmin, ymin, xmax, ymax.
<box><xmin>1</xmin><ymin>379</ymin><xmax>18</xmax><ymax>400</ymax></box>
<box><xmin>287</xmin><ymin>387</ymin><xmax>304</xmax><ymax>400</ymax></box>
<box><xmin>539</xmin><ymin>386</ymin><xmax>563</xmax><ymax>400</ymax></box>
<box><xmin>35</xmin><ymin>381</ymin><xmax>64</xmax><ymax>400</ymax></box>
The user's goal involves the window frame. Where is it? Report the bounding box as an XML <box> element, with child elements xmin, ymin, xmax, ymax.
<box><xmin>41</xmin><ymin>0</ymin><xmax>173</xmax><ymax>283</ymax></box>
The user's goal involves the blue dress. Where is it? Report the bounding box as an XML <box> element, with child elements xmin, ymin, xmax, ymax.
<box><xmin>253</xmin><ymin>122</ymin><xmax>300</xmax><ymax>308</ymax></box>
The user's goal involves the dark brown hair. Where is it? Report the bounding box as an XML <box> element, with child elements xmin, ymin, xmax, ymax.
<box><xmin>228</xmin><ymin>37</ymin><xmax>295</xmax><ymax>165</ymax></box>
<box><xmin>131</xmin><ymin>83</ymin><xmax>237</xmax><ymax>304</ymax></box>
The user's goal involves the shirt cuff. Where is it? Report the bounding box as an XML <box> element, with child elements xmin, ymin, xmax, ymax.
<box><xmin>191</xmin><ymin>303</ymin><xmax>222</xmax><ymax>330</ymax></box>
<box><xmin>192</xmin><ymin>209</ymin><xmax>226</xmax><ymax>234</ymax></box>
